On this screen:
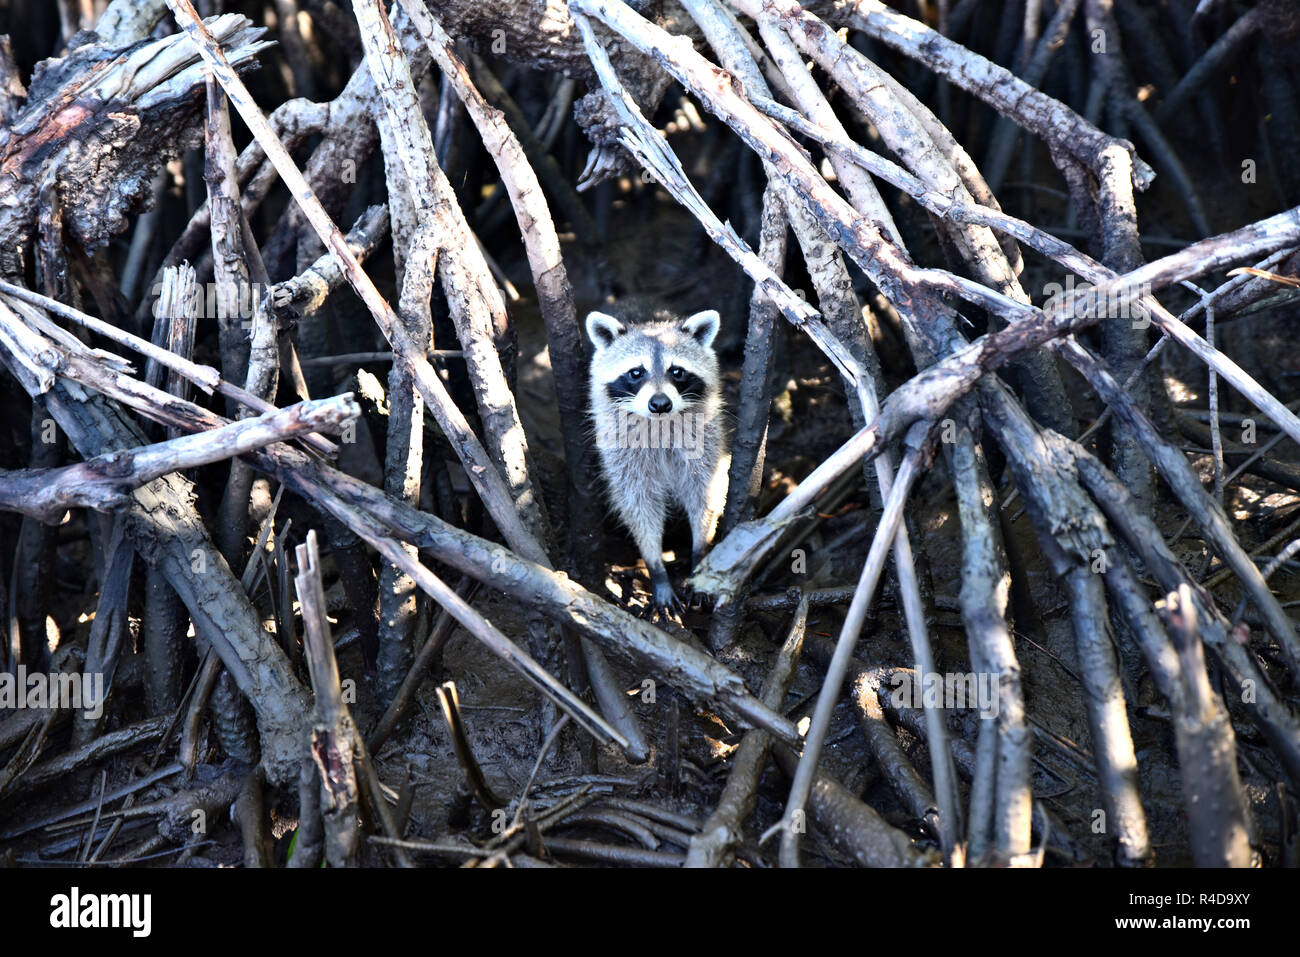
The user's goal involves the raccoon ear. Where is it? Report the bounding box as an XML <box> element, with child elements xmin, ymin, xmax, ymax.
<box><xmin>680</xmin><ymin>310</ymin><xmax>720</xmax><ymax>348</ymax></box>
<box><xmin>585</xmin><ymin>311</ymin><xmax>626</xmax><ymax>352</ymax></box>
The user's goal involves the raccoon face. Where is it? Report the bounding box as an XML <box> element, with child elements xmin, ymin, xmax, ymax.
<box><xmin>586</xmin><ymin>309</ymin><xmax>720</xmax><ymax>418</ymax></box>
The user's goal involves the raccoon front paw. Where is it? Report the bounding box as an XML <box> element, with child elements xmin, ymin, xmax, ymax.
<box><xmin>682</xmin><ymin>581</ymin><xmax>709</xmax><ymax>611</ymax></box>
<box><xmin>650</xmin><ymin>574</ymin><xmax>684</xmax><ymax>618</ymax></box>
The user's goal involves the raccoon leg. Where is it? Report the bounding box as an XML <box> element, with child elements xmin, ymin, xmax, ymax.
<box><xmin>621</xmin><ymin>491</ymin><xmax>680</xmax><ymax>614</ymax></box>
<box><xmin>675</xmin><ymin>467</ymin><xmax>723</xmax><ymax>611</ymax></box>
<box><xmin>687</xmin><ymin>505</ymin><xmax>715</xmax><ymax>571</ymax></box>
<box><xmin>683</xmin><ymin>461</ymin><xmax>727</xmax><ymax>569</ymax></box>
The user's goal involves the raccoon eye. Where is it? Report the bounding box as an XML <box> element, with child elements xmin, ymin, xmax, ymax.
<box><xmin>668</xmin><ymin>366</ymin><xmax>686</xmax><ymax>382</ymax></box>
<box><xmin>627</xmin><ymin>367</ymin><xmax>645</xmax><ymax>381</ymax></box>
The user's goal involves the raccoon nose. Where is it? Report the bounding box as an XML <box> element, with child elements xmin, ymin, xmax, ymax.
<box><xmin>648</xmin><ymin>393</ymin><xmax>673</xmax><ymax>414</ymax></box>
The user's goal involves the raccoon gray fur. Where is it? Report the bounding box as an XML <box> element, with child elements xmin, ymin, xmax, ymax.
<box><xmin>585</xmin><ymin>298</ymin><xmax>730</xmax><ymax>614</ymax></box>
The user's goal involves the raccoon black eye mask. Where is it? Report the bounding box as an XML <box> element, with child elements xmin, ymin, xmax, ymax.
<box><xmin>667</xmin><ymin>365</ymin><xmax>707</xmax><ymax>402</ymax></box>
<box><xmin>605</xmin><ymin>366</ymin><xmax>648</xmax><ymax>403</ymax></box>
<box><xmin>604</xmin><ymin>362</ymin><xmax>707</xmax><ymax>408</ymax></box>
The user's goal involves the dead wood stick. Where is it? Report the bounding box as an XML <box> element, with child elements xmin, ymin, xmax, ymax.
<box><xmin>164</xmin><ymin>0</ymin><xmax>551</xmax><ymax>571</ymax></box>
<box><xmin>0</xmin><ymin>280</ymin><xmax>336</xmax><ymax>457</ymax></box>
<box><xmin>947</xmin><ymin>408</ymin><xmax>1032</xmax><ymax>863</ymax></box>
<box><xmin>746</xmin><ymin>587</ymin><xmax>858</xmax><ymax>610</ymax></box>
<box><xmin>1102</xmin><ymin>556</ymin><xmax>1186</xmax><ymax>716</ymax></box>
<box><xmin>0</xmin><ymin>318</ymin><xmax>313</xmax><ymax>786</ymax></box>
<box><xmin>62</xmin><ymin>771</ymin><xmax>242</xmax><ymax>848</ymax></box>
<box><xmin>1056</xmin><ymin>340</ymin><xmax>1300</xmax><ymax>678</ymax></box>
<box><xmin>142</xmin><ymin>264</ymin><xmax>198</xmax><ymax>718</ymax></box>
<box><xmin>572</xmin><ymin>7</ymin><xmax>857</xmax><ymax>384</ymax></box>
<box><xmin>206</xmin><ymin>75</ymin><xmax>255</xmax><ymax>400</ymax></box>
<box><xmin>160</xmin><ymin>470</ymin><xmax>272</xmax><ymax>771</ymax></box>
<box><xmin>395</xmin><ymin>8</ymin><xmax>643</xmax><ymax>753</ymax></box>
<box><xmin>825</xmin><ymin>0</ymin><xmax>1154</xmax><ymax>187</ymax></box>
<box><xmin>207</xmin><ymin>74</ymin><xmax>281</xmax><ymax>574</ymax></box>
<box><xmin>376</xmin><ymin>222</ymin><xmax>436</xmax><ymax>693</ymax></box>
<box><xmin>687</xmin><ymin>593</ymin><xmax>809</xmax><ymax>868</ymax></box>
<box><xmin>400</xmin><ymin>0</ymin><xmax>600</xmax><ymax>584</ymax></box>
<box><xmin>719</xmin><ymin>181</ymin><xmax>784</xmax><ymax>536</ymax></box>
<box><xmin>437</xmin><ymin>680</ymin><xmax>508</xmax><ymax>811</ymax></box>
<box><xmin>304</xmin><ymin>481</ymin><xmax>629</xmax><ymax>751</ymax></box>
<box><xmin>1203</xmin><ymin>290</ymin><xmax>1227</xmax><ymax>507</ymax></box>
<box><xmin>0</xmin><ymin>311</ymin><xmax>762</xmax><ymax>748</ymax></box>
<box><xmin>1085</xmin><ymin>1</ymin><xmax>1213</xmax><ymax>243</ymax></box>
<box><xmin>354</xmin><ymin>0</ymin><xmax>551</xmax><ymax>548</ymax></box>
<box><xmin>290</xmin><ymin>754</ymin><xmax>325</xmax><ymax>869</ymax></box>
<box><xmin>0</xmin><ymin>393</ymin><xmax>357</xmax><ymax>524</ymax></box>
<box><xmin>1093</xmin><ymin>138</ymin><xmax>1154</xmax><ymax>514</ymax></box>
<box><xmin>849</xmin><ymin>669</ymin><xmax>941</xmax><ymax>839</ymax></box>
<box><xmin>778</xmin><ymin>432</ymin><xmax>937</xmax><ymax>867</ymax></box>
<box><xmin>296</xmin><ymin>530</ymin><xmax>362</xmax><ymax>868</ymax></box>
<box><xmin>770</xmin><ymin>743</ymin><xmax>936</xmax><ymax>868</ymax></box>
<box><xmin>1063</xmin><ymin>565</ymin><xmax>1151</xmax><ymax>865</ymax></box>
<box><xmin>875</xmin><ymin>61</ymin><xmax>1027</xmax><ymax>276</ymax></box>
<box><xmin>0</xmin><ymin>715</ymin><xmax>170</xmax><ymax>796</ymax></box>
<box><xmin>233</xmin><ymin>769</ymin><xmax>271</xmax><ymax>867</ymax></box>
<box><xmin>269</xmin><ymin>204</ymin><xmax>390</xmax><ymax>326</ymax></box>
<box><xmin>757</xmin><ymin>97</ymin><xmax>1300</xmax><ymax>457</ymax></box>
<box><xmin>353</xmin><ymin>6</ymin><xmax>429</xmax><ymax>705</ymax></box>
<box><xmin>161</xmin><ymin>278</ymin><xmax>199</xmax><ymax>435</ymax></box>
<box><xmin>718</xmin><ymin>4</ymin><xmax>896</xmax><ymax>447</ymax></box>
<box><xmin>982</xmin><ymin>383</ymin><xmax>1152</xmax><ymax>865</ymax></box>
<box><xmin>540</xmin><ymin>837</ymin><xmax>686</xmax><ymax>867</ymax></box>
<box><xmin>179</xmin><ymin>652</ymin><xmax>222</xmax><ymax>775</ymax></box>
<box><xmin>1158</xmin><ymin>584</ymin><xmax>1254</xmax><ymax>867</ymax></box>
<box><xmin>1073</xmin><ymin>447</ymin><xmax>1300</xmax><ymax>787</ymax></box>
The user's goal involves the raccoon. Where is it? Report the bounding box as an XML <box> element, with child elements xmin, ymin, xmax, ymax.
<box><xmin>585</xmin><ymin>299</ymin><xmax>730</xmax><ymax>615</ymax></box>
